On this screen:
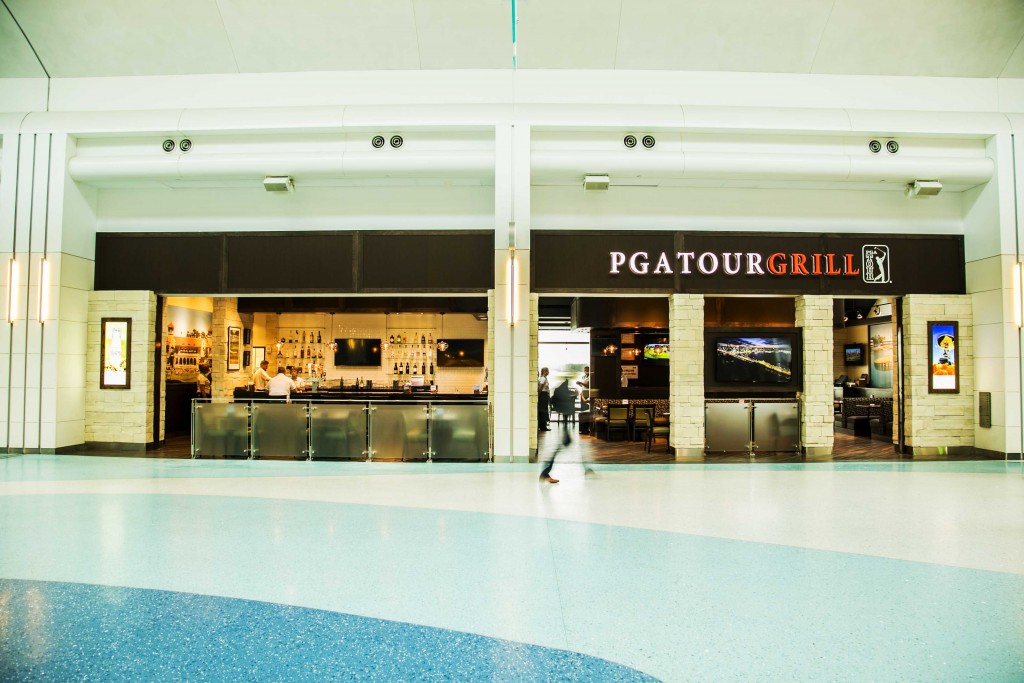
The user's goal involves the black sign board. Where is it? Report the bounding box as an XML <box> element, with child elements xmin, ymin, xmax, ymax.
<box><xmin>532</xmin><ymin>231</ymin><xmax>965</xmax><ymax>296</ymax></box>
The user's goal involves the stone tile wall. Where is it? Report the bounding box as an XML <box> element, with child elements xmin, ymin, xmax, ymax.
<box><xmin>796</xmin><ymin>295</ymin><xmax>834</xmax><ymax>454</ymax></box>
<box><xmin>669</xmin><ymin>294</ymin><xmax>704</xmax><ymax>458</ymax></box>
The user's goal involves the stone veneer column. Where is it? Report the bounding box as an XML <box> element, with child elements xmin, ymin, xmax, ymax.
<box><xmin>85</xmin><ymin>291</ymin><xmax>157</xmax><ymax>448</ymax></box>
<box><xmin>212</xmin><ymin>298</ymin><xmax>246</xmax><ymax>400</ymax></box>
<box><xmin>486</xmin><ymin>290</ymin><xmax>496</xmax><ymax>461</ymax></box>
<box><xmin>796</xmin><ymin>295</ymin><xmax>834</xmax><ymax>455</ymax></box>
<box><xmin>669</xmin><ymin>294</ymin><xmax>704</xmax><ymax>459</ymax></box>
<box><xmin>902</xmin><ymin>295</ymin><xmax>975</xmax><ymax>454</ymax></box>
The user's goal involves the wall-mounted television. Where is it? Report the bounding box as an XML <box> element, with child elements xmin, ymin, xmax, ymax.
<box><xmin>333</xmin><ymin>338</ymin><xmax>381</xmax><ymax>367</ymax></box>
<box><xmin>639</xmin><ymin>334</ymin><xmax>670</xmax><ymax>365</ymax></box>
<box><xmin>437</xmin><ymin>339</ymin><xmax>485</xmax><ymax>367</ymax></box>
<box><xmin>843</xmin><ymin>343</ymin><xmax>866</xmax><ymax>365</ymax></box>
<box><xmin>705</xmin><ymin>328</ymin><xmax>802</xmax><ymax>392</ymax></box>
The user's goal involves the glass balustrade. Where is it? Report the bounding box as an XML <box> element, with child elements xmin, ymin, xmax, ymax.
<box><xmin>193</xmin><ymin>402</ymin><xmax>250</xmax><ymax>458</ymax></box>
<box><xmin>310</xmin><ymin>403</ymin><xmax>368</xmax><ymax>460</ymax></box>
<box><xmin>369</xmin><ymin>403</ymin><xmax>430</xmax><ymax>461</ymax></box>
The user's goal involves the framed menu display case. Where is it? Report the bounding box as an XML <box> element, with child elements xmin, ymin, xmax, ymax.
<box><xmin>101</xmin><ymin>317</ymin><xmax>131</xmax><ymax>389</ymax></box>
<box><xmin>227</xmin><ymin>327</ymin><xmax>241</xmax><ymax>371</ymax></box>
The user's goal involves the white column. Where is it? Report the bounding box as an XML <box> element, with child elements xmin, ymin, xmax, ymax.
<box><xmin>492</xmin><ymin>123</ymin><xmax>532</xmax><ymax>462</ymax></box>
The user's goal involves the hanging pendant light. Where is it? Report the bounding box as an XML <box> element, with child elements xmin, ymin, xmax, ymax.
<box><xmin>381</xmin><ymin>313</ymin><xmax>390</xmax><ymax>351</ymax></box>
<box><xmin>327</xmin><ymin>313</ymin><xmax>339</xmax><ymax>352</ymax></box>
<box><xmin>436</xmin><ymin>313</ymin><xmax>448</xmax><ymax>352</ymax></box>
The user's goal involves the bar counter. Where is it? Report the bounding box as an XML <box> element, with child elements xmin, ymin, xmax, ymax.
<box><xmin>193</xmin><ymin>390</ymin><xmax>489</xmax><ymax>462</ymax></box>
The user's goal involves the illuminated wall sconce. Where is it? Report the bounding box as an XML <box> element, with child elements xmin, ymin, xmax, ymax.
<box><xmin>37</xmin><ymin>257</ymin><xmax>51</xmax><ymax>323</ymax></box>
<box><xmin>6</xmin><ymin>259</ymin><xmax>18</xmax><ymax>323</ymax></box>
<box><xmin>505</xmin><ymin>247</ymin><xmax>519</xmax><ymax>326</ymax></box>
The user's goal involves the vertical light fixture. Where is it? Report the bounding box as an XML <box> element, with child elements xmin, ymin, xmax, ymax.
<box><xmin>37</xmin><ymin>257</ymin><xmax>50</xmax><ymax>323</ymax></box>
<box><xmin>506</xmin><ymin>245</ymin><xmax>518</xmax><ymax>327</ymax></box>
<box><xmin>1015</xmin><ymin>262</ymin><xmax>1023</xmax><ymax>328</ymax></box>
<box><xmin>6</xmin><ymin>259</ymin><xmax>19</xmax><ymax>323</ymax></box>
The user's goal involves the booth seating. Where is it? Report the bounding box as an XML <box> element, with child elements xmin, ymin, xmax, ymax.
<box><xmin>840</xmin><ymin>397</ymin><xmax>893</xmax><ymax>436</ymax></box>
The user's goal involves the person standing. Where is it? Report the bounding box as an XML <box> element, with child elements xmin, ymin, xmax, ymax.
<box><xmin>537</xmin><ymin>367</ymin><xmax>551</xmax><ymax>431</ymax></box>
<box><xmin>576</xmin><ymin>365</ymin><xmax>592</xmax><ymax>434</ymax></box>
<box><xmin>253</xmin><ymin>359</ymin><xmax>272</xmax><ymax>391</ymax></box>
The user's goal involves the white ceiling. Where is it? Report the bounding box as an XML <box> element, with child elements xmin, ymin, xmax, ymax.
<box><xmin>1</xmin><ymin>0</ymin><xmax>1023</xmax><ymax>79</ymax></box>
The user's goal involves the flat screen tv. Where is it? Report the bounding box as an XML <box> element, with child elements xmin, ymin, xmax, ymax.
<box><xmin>437</xmin><ymin>339</ymin><xmax>485</xmax><ymax>367</ymax></box>
<box><xmin>714</xmin><ymin>336</ymin><xmax>794</xmax><ymax>384</ymax></box>
<box><xmin>333</xmin><ymin>338</ymin><xmax>381</xmax><ymax>367</ymax></box>
<box><xmin>640</xmin><ymin>335</ymin><xmax>670</xmax><ymax>365</ymax></box>
<box><xmin>844</xmin><ymin>343</ymin><xmax>866</xmax><ymax>365</ymax></box>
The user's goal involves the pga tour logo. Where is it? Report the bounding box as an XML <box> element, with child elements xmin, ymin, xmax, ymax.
<box><xmin>862</xmin><ymin>245</ymin><xmax>891</xmax><ymax>284</ymax></box>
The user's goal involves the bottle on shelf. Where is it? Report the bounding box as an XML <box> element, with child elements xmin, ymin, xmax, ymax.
<box><xmin>405</xmin><ymin>361</ymin><xmax>410</xmax><ymax>374</ymax></box>
<box><xmin>398</xmin><ymin>363</ymin><xmax>403</xmax><ymax>375</ymax></box>
<box><xmin>389</xmin><ymin>334</ymin><xmax>395</xmax><ymax>344</ymax></box>
<box><xmin>421</xmin><ymin>361</ymin><xmax>426</xmax><ymax>375</ymax></box>
<box><xmin>306</xmin><ymin>345</ymin><xmax>311</xmax><ymax>358</ymax></box>
<box><xmin>300</xmin><ymin>347</ymin><xmax>305</xmax><ymax>359</ymax></box>
<box><xmin>428</xmin><ymin>333</ymin><xmax>433</xmax><ymax>345</ymax></box>
<box><xmin>429</xmin><ymin>361</ymin><xmax>434</xmax><ymax>375</ymax></box>
<box><xmin>302</xmin><ymin>330</ymin><xmax>306</xmax><ymax>344</ymax></box>
<box><xmin>420</xmin><ymin>334</ymin><xmax>426</xmax><ymax>344</ymax></box>
<box><xmin>412</xmin><ymin>363</ymin><xmax>417</xmax><ymax>375</ymax></box>
<box><xmin>317</xmin><ymin>331</ymin><xmax>322</xmax><ymax>344</ymax></box>
<box><xmin>393</xmin><ymin>362</ymin><xmax>398</xmax><ymax>374</ymax></box>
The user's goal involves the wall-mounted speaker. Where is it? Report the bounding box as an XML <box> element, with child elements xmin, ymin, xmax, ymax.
<box><xmin>623</xmin><ymin>134</ymin><xmax>637</xmax><ymax>148</ymax></box>
<box><xmin>242</xmin><ymin>350</ymin><xmax>251</xmax><ymax>368</ymax></box>
<box><xmin>868</xmin><ymin>140</ymin><xmax>882</xmax><ymax>153</ymax></box>
<box><xmin>641</xmin><ymin>135</ymin><xmax>656</xmax><ymax>149</ymax></box>
<box><xmin>179</xmin><ymin>139</ymin><xmax>192</xmax><ymax>153</ymax></box>
<box><xmin>390</xmin><ymin>135</ymin><xmax>403</xmax><ymax>148</ymax></box>
<box><xmin>242</xmin><ymin>328</ymin><xmax>252</xmax><ymax>345</ymax></box>
<box><xmin>886</xmin><ymin>140</ymin><xmax>899</xmax><ymax>154</ymax></box>
<box><xmin>161</xmin><ymin>139</ymin><xmax>176</xmax><ymax>153</ymax></box>
<box><xmin>371</xmin><ymin>135</ymin><xmax>385</xmax><ymax>148</ymax></box>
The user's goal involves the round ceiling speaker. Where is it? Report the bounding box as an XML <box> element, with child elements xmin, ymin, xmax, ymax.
<box><xmin>390</xmin><ymin>135</ymin><xmax>403</xmax><ymax>148</ymax></box>
<box><xmin>886</xmin><ymin>140</ymin><xmax>899</xmax><ymax>154</ymax></box>
<box><xmin>371</xmin><ymin>135</ymin><xmax>385</xmax><ymax>149</ymax></box>
<box><xmin>868</xmin><ymin>140</ymin><xmax>882</xmax><ymax>153</ymax></box>
<box><xmin>641</xmin><ymin>135</ymin><xmax>656</xmax><ymax>149</ymax></box>
<box><xmin>178</xmin><ymin>139</ymin><xmax>192</xmax><ymax>153</ymax></box>
<box><xmin>623</xmin><ymin>135</ymin><xmax>637</xmax><ymax>148</ymax></box>
<box><xmin>162</xmin><ymin>139</ymin><xmax>176</xmax><ymax>153</ymax></box>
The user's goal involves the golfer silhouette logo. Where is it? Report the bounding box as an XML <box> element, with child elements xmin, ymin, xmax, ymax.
<box><xmin>862</xmin><ymin>245</ymin><xmax>891</xmax><ymax>284</ymax></box>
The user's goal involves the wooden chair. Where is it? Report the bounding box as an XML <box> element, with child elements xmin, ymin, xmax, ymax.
<box><xmin>605</xmin><ymin>406</ymin><xmax>629</xmax><ymax>441</ymax></box>
<box><xmin>631</xmin><ymin>405</ymin><xmax>654</xmax><ymax>441</ymax></box>
<box><xmin>647</xmin><ymin>414</ymin><xmax>670</xmax><ymax>452</ymax></box>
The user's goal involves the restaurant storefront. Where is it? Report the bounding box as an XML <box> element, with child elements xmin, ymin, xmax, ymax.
<box><xmin>532</xmin><ymin>231</ymin><xmax>974</xmax><ymax>459</ymax></box>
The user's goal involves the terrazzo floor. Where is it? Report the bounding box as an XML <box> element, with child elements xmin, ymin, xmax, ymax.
<box><xmin>1</xmin><ymin>453</ymin><xmax>1022</xmax><ymax>682</ymax></box>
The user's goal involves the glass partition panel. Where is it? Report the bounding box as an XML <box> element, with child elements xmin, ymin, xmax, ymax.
<box><xmin>370</xmin><ymin>403</ymin><xmax>429</xmax><ymax>461</ymax></box>
<box><xmin>252</xmin><ymin>403</ymin><xmax>308</xmax><ymax>459</ymax></box>
<box><xmin>705</xmin><ymin>402</ymin><xmax>751</xmax><ymax>453</ymax></box>
<box><xmin>309</xmin><ymin>403</ymin><xmax>368</xmax><ymax>461</ymax></box>
<box><xmin>193</xmin><ymin>402</ymin><xmax>249</xmax><ymax>458</ymax></box>
<box><xmin>430</xmin><ymin>404</ymin><xmax>489</xmax><ymax>462</ymax></box>
<box><xmin>752</xmin><ymin>401</ymin><xmax>800</xmax><ymax>453</ymax></box>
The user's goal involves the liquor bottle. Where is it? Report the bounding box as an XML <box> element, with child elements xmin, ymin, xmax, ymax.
<box><xmin>397</xmin><ymin>334</ymin><xmax>403</xmax><ymax>344</ymax></box>
<box><xmin>300</xmin><ymin>347</ymin><xmax>304</xmax><ymax>359</ymax></box>
<box><xmin>393</xmin><ymin>362</ymin><xmax>398</xmax><ymax>374</ymax></box>
<box><xmin>317</xmin><ymin>331</ymin><xmax>322</xmax><ymax>344</ymax></box>
<box><xmin>420</xmin><ymin>334</ymin><xmax>425</xmax><ymax>344</ymax></box>
<box><xmin>428</xmin><ymin>333</ymin><xmax>433</xmax><ymax>345</ymax></box>
<box><xmin>302</xmin><ymin>330</ymin><xmax>306</xmax><ymax>344</ymax></box>
<box><xmin>389</xmin><ymin>335</ymin><xmax>395</xmax><ymax>344</ymax></box>
<box><xmin>306</xmin><ymin>345</ymin><xmax>311</xmax><ymax>358</ymax></box>
<box><xmin>309</xmin><ymin>330</ymin><xmax>314</xmax><ymax>341</ymax></box>
<box><xmin>412</xmin><ymin>363</ymin><xmax>417</xmax><ymax>375</ymax></box>
<box><xmin>398</xmin><ymin>363</ymin><xmax>403</xmax><ymax>375</ymax></box>
<box><xmin>421</xmin><ymin>361</ymin><xmax>426</xmax><ymax>375</ymax></box>
<box><xmin>429</xmin><ymin>361</ymin><xmax>434</xmax><ymax>375</ymax></box>
<box><xmin>405</xmin><ymin>361</ymin><xmax>410</xmax><ymax>374</ymax></box>
<box><xmin>288</xmin><ymin>332</ymin><xmax>293</xmax><ymax>343</ymax></box>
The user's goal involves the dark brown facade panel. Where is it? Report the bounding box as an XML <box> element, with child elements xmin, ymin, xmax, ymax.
<box><xmin>533</xmin><ymin>231</ymin><xmax>966</xmax><ymax>296</ymax></box>
<box><xmin>531</xmin><ymin>232</ymin><xmax>676</xmax><ymax>293</ymax></box>
<box><xmin>361</xmin><ymin>232</ymin><xmax>494</xmax><ymax>292</ymax></box>
<box><xmin>95</xmin><ymin>233</ymin><xmax>223</xmax><ymax>293</ymax></box>
<box><xmin>224</xmin><ymin>233</ymin><xmax>355</xmax><ymax>293</ymax></box>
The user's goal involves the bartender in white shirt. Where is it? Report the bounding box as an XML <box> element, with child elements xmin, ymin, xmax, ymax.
<box><xmin>267</xmin><ymin>366</ymin><xmax>296</xmax><ymax>400</ymax></box>
<box><xmin>289</xmin><ymin>367</ymin><xmax>307</xmax><ymax>392</ymax></box>
<box><xmin>253</xmin><ymin>360</ymin><xmax>272</xmax><ymax>391</ymax></box>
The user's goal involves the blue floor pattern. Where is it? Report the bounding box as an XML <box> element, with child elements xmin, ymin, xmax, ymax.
<box><xmin>0</xmin><ymin>578</ymin><xmax>655</xmax><ymax>682</ymax></box>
